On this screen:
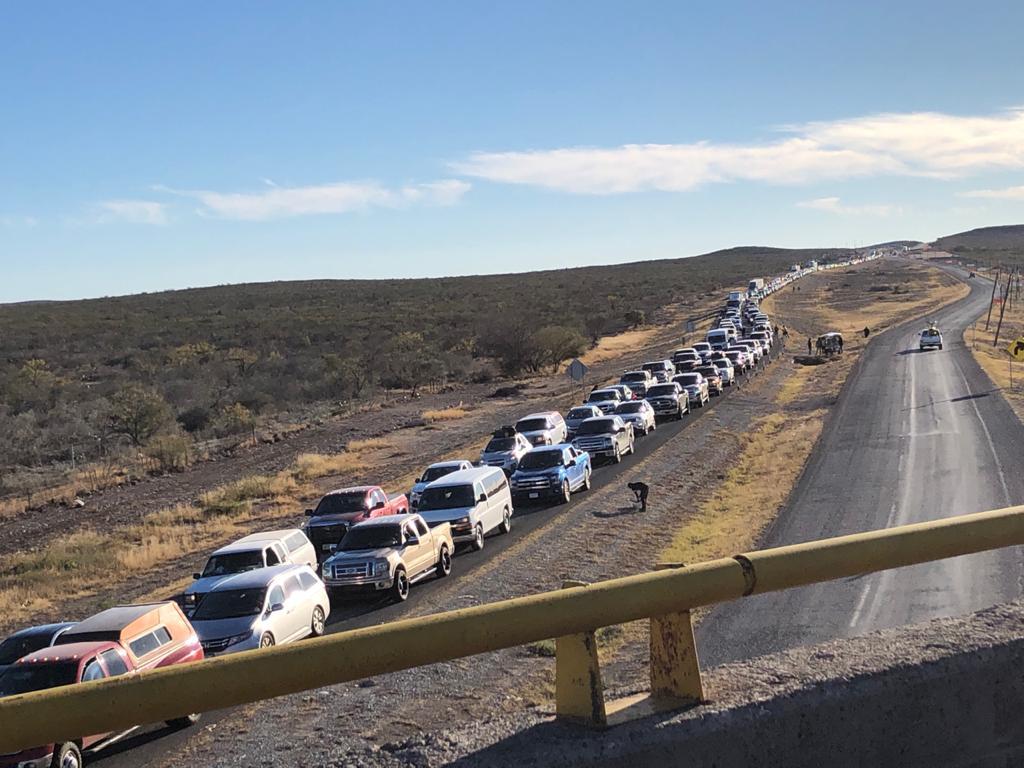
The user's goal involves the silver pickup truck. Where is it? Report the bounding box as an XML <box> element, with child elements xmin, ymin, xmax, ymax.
<box><xmin>321</xmin><ymin>514</ymin><xmax>453</xmax><ymax>602</ymax></box>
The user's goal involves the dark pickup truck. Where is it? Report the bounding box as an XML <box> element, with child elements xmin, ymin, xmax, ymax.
<box><xmin>304</xmin><ymin>485</ymin><xmax>410</xmax><ymax>561</ymax></box>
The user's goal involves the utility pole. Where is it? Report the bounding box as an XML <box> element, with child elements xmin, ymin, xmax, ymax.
<box><xmin>985</xmin><ymin>267</ymin><xmax>1001</xmax><ymax>330</ymax></box>
<box><xmin>993</xmin><ymin>271</ymin><xmax>1013</xmax><ymax>347</ymax></box>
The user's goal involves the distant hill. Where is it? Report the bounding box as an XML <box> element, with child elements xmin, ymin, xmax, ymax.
<box><xmin>0</xmin><ymin>243</ymin><xmax>860</xmax><ymax>475</ymax></box>
<box><xmin>931</xmin><ymin>225</ymin><xmax>1024</xmax><ymax>266</ymax></box>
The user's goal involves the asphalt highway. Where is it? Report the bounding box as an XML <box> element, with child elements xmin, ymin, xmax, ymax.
<box><xmin>699</xmin><ymin>265</ymin><xmax>1024</xmax><ymax>666</ymax></box>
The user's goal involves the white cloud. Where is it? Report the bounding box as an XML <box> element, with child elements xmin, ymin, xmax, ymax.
<box><xmin>0</xmin><ymin>215</ymin><xmax>38</xmax><ymax>228</ymax></box>
<box><xmin>159</xmin><ymin>179</ymin><xmax>470</xmax><ymax>221</ymax></box>
<box><xmin>453</xmin><ymin>107</ymin><xmax>1024</xmax><ymax>194</ymax></box>
<box><xmin>961</xmin><ymin>185</ymin><xmax>1024</xmax><ymax>200</ymax></box>
<box><xmin>797</xmin><ymin>196</ymin><xmax>897</xmax><ymax>216</ymax></box>
<box><xmin>98</xmin><ymin>200</ymin><xmax>168</xmax><ymax>225</ymax></box>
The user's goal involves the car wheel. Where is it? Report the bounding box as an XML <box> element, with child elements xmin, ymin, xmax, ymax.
<box><xmin>390</xmin><ymin>568</ymin><xmax>410</xmax><ymax>602</ymax></box>
<box><xmin>939</xmin><ymin>344</ymin><xmax>943</xmax><ymax>350</ymax></box>
<box><xmin>582</xmin><ymin>468</ymin><xmax>592</xmax><ymax>490</ymax></box>
<box><xmin>53</xmin><ymin>742</ymin><xmax>83</xmax><ymax>768</ymax></box>
<box><xmin>472</xmin><ymin>524</ymin><xmax>485</xmax><ymax>551</ymax></box>
<box><xmin>560</xmin><ymin>479</ymin><xmax>571</xmax><ymax>504</ymax></box>
<box><xmin>259</xmin><ymin>633</ymin><xmax>275</xmax><ymax>648</ymax></box>
<box><xmin>499</xmin><ymin>508</ymin><xmax>512</xmax><ymax>535</ymax></box>
<box><xmin>437</xmin><ymin>545</ymin><xmax>452</xmax><ymax>577</ymax></box>
<box><xmin>310</xmin><ymin>606</ymin><xmax>326</xmax><ymax>637</ymax></box>
<box><xmin>166</xmin><ymin>712</ymin><xmax>201</xmax><ymax>729</ymax></box>
<box><xmin>628</xmin><ymin>438</ymin><xmax>636</xmax><ymax>455</ymax></box>
<box><xmin>613</xmin><ymin>447</ymin><xmax>623</xmax><ymax>464</ymax></box>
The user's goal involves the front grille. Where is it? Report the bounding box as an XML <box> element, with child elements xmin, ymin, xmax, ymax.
<box><xmin>649</xmin><ymin>399</ymin><xmax>677</xmax><ymax>411</ymax></box>
<box><xmin>333</xmin><ymin>562</ymin><xmax>371</xmax><ymax>579</ymax></box>
<box><xmin>201</xmin><ymin>637</ymin><xmax>232</xmax><ymax>653</ymax></box>
<box><xmin>575</xmin><ymin>437</ymin><xmax>611</xmax><ymax>450</ymax></box>
<box><xmin>514</xmin><ymin>477</ymin><xmax>552</xmax><ymax>491</ymax></box>
<box><xmin>309</xmin><ymin>524</ymin><xmax>347</xmax><ymax>550</ymax></box>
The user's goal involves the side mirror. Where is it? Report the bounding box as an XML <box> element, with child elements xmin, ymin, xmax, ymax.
<box><xmin>304</xmin><ymin>509</ymin><xmax>314</xmax><ymax>517</ymax></box>
<box><xmin>406</xmin><ymin>536</ymin><xmax>420</xmax><ymax>547</ymax></box>
<box><xmin>269</xmin><ymin>602</ymin><xmax>285</xmax><ymax>613</ymax></box>
<box><xmin>373</xmin><ymin>501</ymin><xmax>386</xmax><ymax>510</ymax></box>
<box><xmin>478</xmin><ymin>493</ymin><xmax>488</xmax><ymax>503</ymax></box>
<box><xmin>192</xmin><ymin>572</ymin><xmax>201</xmax><ymax>580</ymax></box>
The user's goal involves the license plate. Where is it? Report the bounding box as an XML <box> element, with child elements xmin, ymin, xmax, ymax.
<box><xmin>529</xmin><ymin>492</ymin><xmax>539</xmax><ymax>499</ymax></box>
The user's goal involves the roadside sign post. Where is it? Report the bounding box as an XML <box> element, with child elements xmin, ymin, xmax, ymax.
<box><xmin>567</xmin><ymin>358</ymin><xmax>589</xmax><ymax>401</ymax></box>
<box><xmin>1009</xmin><ymin>338</ymin><xmax>1024</xmax><ymax>392</ymax></box>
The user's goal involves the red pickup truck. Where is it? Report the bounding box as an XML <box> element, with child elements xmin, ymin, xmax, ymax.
<box><xmin>0</xmin><ymin>602</ymin><xmax>203</xmax><ymax>767</ymax></box>
<box><xmin>304</xmin><ymin>485</ymin><xmax>410</xmax><ymax>560</ymax></box>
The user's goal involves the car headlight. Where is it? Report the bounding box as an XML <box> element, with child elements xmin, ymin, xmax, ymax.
<box><xmin>457</xmin><ymin>516</ymin><xmax>471</xmax><ymax>525</ymax></box>
<box><xmin>225</xmin><ymin>631</ymin><xmax>254</xmax><ymax>647</ymax></box>
<box><xmin>373</xmin><ymin>560</ymin><xmax>390</xmax><ymax>576</ymax></box>
<box><xmin>184</xmin><ymin>592</ymin><xmax>198</xmax><ymax>605</ymax></box>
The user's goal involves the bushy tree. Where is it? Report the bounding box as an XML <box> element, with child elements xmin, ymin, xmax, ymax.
<box><xmin>108</xmin><ymin>384</ymin><xmax>173</xmax><ymax>446</ymax></box>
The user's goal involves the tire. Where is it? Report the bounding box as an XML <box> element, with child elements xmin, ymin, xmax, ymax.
<box><xmin>613</xmin><ymin>447</ymin><xmax>623</xmax><ymax>464</ymax></box>
<box><xmin>436</xmin><ymin>545</ymin><xmax>452</xmax><ymax>577</ymax></box>
<box><xmin>310</xmin><ymin>606</ymin><xmax>326</xmax><ymax>637</ymax></box>
<box><xmin>676</xmin><ymin>407</ymin><xmax>683</xmax><ymax>421</ymax></box>
<box><xmin>52</xmin><ymin>742</ymin><xmax>83</xmax><ymax>768</ymax></box>
<box><xmin>582</xmin><ymin>468</ymin><xmax>592</xmax><ymax>491</ymax></box>
<box><xmin>939</xmin><ymin>344</ymin><xmax>943</xmax><ymax>350</ymax></box>
<box><xmin>560</xmin><ymin>479</ymin><xmax>571</xmax><ymax>504</ymax></box>
<box><xmin>166</xmin><ymin>712</ymin><xmax>201</xmax><ymax>729</ymax></box>
<box><xmin>390</xmin><ymin>568</ymin><xmax>410</xmax><ymax>602</ymax></box>
<box><xmin>499</xmin><ymin>508</ymin><xmax>512</xmax><ymax>534</ymax></box>
<box><xmin>627</xmin><ymin>438</ymin><xmax>636</xmax><ymax>456</ymax></box>
<box><xmin>259</xmin><ymin>632</ymin><xmax>275</xmax><ymax>648</ymax></box>
<box><xmin>471</xmin><ymin>524</ymin><xmax>485</xmax><ymax>551</ymax></box>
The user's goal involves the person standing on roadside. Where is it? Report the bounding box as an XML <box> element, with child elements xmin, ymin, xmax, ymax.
<box><xmin>807</xmin><ymin>337</ymin><xmax>813</xmax><ymax>355</ymax></box>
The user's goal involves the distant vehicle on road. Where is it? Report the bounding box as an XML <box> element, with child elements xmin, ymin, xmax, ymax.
<box><xmin>692</xmin><ymin>341</ymin><xmax>713</xmax><ymax>362</ymax></box>
<box><xmin>670</xmin><ymin>348</ymin><xmax>701</xmax><ymax>372</ymax></box>
<box><xmin>919</xmin><ymin>326</ymin><xmax>943</xmax><ymax>351</ymax></box>
<box><xmin>615</xmin><ymin>398</ymin><xmax>657</xmax><ymax>435</ymax></box>
<box><xmin>416</xmin><ymin>466</ymin><xmax>513</xmax><ymax>550</ymax></box>
<box><xmin>184</xmin><ymin>529</ymin><xmax>317</xmax><ymax>612</ymax></box>
<box><xmin>607</xmin><ymin>383</ymin><xmax>637</xmax><ymax>402</ymax></box>
<box><xmin>706</xmin><ymin>328</ymin><xmax>733</xmax><ymax>351</ymax></box>
<box><xmin>711</xmin><ymin>358</ymin><xmax>736</xmax><ymax>386</ymax></box>
<box><xmin>515</xmin><ymin>411</ymin><xmax>568</xmax><ymax>446</ymax></box>
<box><xmin>641</xmin><ymin>359</ymin><xmax>676</xmax><ymax>383</ymax></box>
<box><xmin>619</xmin><ymin>370</ymin><xmax>654</xmax><ymax>397</ymax></box>
<box><xmin>410</xmin><ymin>460</ymin><xmax>474</xmax><ymax>509</ymax></box>
<box><xmin>673</xmin><ymin>372</ymin><xmax>710</xmax><ymax>408</ymax></box>
<box><xmin>510</xmin><ymin>445</ymin><xmax>592</xmax><ymax>505</ymax></box>
<box><xmin>572</xmin><ymin>415</ymin><xmax>635</xmax><ymax>463</ymax></box>
<box><xmin>694</xmin><ymin>365</ymin><xmax>724</xmax><ymax>395</ymax></box>
<box><xmin>748</xmin><ymin>278</ymin><xmax>765</xmax><ymax>293</ymax></box>
<box><xmin>645</xmin><ymin>382</ymin><xmax>689</xmax><ymax>421</ymax></box>
<box><xmin>565</xmin><ymin>405</ymin><xmax>603</xmax><ymax>439</ymax></box>
<box><xmin>190</xmin><ymin>564</ymin><xmax>328</xmax><ymax>653</ymax></box>
<box><xmin>323</xmin><ymin>514</ymin><xmax>452</xmax><ymax>602</ymax></box>
<box><xmin>586</xmin><ymin>387</ymin><xmax>625</xmax><ymax>414</ymax></box>
<box><xmin>0</xmin><ymin>622</ymin><xmax>76</xmax><ymax>677</ymax></box>
<box><xmin>479</xmin><ymin>428</ymin><xmax>534</xmax><ymax>474</ymax></box>
<box><xmin>304</xmin><ymin>486</ymin><xmax>410</xmax><ymax>560</ymax></box>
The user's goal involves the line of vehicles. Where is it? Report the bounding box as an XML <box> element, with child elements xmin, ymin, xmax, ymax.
<box><xmin>0</xmin><ymin>252</ymin><xmax>886</xmax><ymax>768</ymax></box>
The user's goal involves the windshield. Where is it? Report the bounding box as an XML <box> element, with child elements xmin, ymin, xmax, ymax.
<box><xmin>567</xmin><ymin>407</ymin><xmax>596</xmax><ymax>420</ymax></box>
<box><xmin>0</xmin><ymin>632</ymin><xmax>55</xmax><ymax>665</ymax></box>
<box><xmin>647</xmin><ymin>385</ymin><xmax>677</xmax><ymax>397</ymax></box>
<box><xmin>484</xmin><ymin>437</ymin><xmax>515</xmax><ymax>452</ymax></box>
<box><xmin>616</xmin><ymin>402</ymin><xmax>645</xmax><ymax>414</ymax></box>
<box><xmin>708</xmin><ymin>331</ymin><xmax>727</xmax><ymax>340</ymax></box>
<box><xmin>339</xmin><ymin>525</ymin><xmax>403</xmax><ymax>550</ymax></box>
<box><xmin>641</xmin><ymin>362</ymin><xmax>665</xmax><ymax>372</ymax></box>
<box><xmin>676</xmin><ymin>374</ymin><xmax>699</xmax><ymax>385</ymax></box>
<box><xmin>713</xmin><ymin>359</ymin><xmax>730</xmax><ymax>369</ymax></box>
<box><xmin>191</xmin><ymin>588</ymin><xmax>267</xmax><ymax>621</ymax></box>
<box><xmin>516</xmin><ymin>418</ymin><xmax>549</xmax><ymax>432</ymax></box>
<box><xmin>696</xmin><ymin>369</ymin><xmax>717</xmax><ymax>378</ymax></box>
<box><xmin>923</xmin><ymin>329</ymin><xmax>940</xmax><ymax>337</ymax></box>
<box><xmin>417</xmin><ymin>484</ymin><xmax>476</xmax><ymax>510</ymax></box>
<box><xmin>588</xmin><ymin>390</ymin><xmax>618</xmax><ymax>402</ymax></box>
<box><xmin>314</xmin><ymin>492</ymin><xmax>366</xmax><ymax>515</ymax></box>
<box><xmin>576</xmin><ymin>419</ymin><xmax>614</xmax><ymax>435</ymax></box>
<box><xmin>518</xmin><ymin>450</ymin><xmax>564</xmax><ymax>470</ymax></box>
<box><xmin>621</xmin><ymin>372</ymin><xmax>646</xmax><ymax>382</ymax></box>
<box><xmin>693</xmin><ymin>343</ymin><xmax>710</xmax><ymax>351</ymax></box>
<box><xmin>421</xmin><ymin>464</ymin><xmax>462</xmax><ymax>483</ymax></box>
<box><xmin>0</xmin><ymin>662</ymin><xmax>78</xmax><ymax>696</ymax></box>
<box><xmin>201</xmin><ymin>551</ymin><xmax>264</xmax><ymax>578</ymax></box>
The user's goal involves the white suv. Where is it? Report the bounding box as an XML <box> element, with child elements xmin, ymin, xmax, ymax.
<box><xmin>515</xmin><ymin>411</ymin><xmax>568</xmax><ymax>446</ymax></box>
<box><xmin>919</xmin><ymin>327</ymin><xmax>943</xmax><ymax>351</ymax></box>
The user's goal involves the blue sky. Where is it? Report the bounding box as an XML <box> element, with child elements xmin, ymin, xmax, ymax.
<box><xmin>3</xmin><ymin>1</ymin><xmax>1024</xmax><ymax>302</ymax></box>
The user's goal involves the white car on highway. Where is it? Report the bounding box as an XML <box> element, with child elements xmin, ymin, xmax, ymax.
<box><xmin>614</xmin><ymin>399</ymin><xmax>657</xmax><ymax>436</ymax></box>
<box><xmin>919</xmin><ymin>326</ymin><xmax>943</xmax><ymax>351</ymax></box>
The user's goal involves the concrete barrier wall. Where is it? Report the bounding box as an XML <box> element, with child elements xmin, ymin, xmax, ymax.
<box><xmin>446</xmin><ymin>601</ymin><xmax>1024</xmax><ymax>768</ymax></box>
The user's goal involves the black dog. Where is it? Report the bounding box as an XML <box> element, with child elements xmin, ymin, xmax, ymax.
<box><xmin>627</xmin><ymin>482</ymin><xmax>649</xmax><ymax>512</ymax></box>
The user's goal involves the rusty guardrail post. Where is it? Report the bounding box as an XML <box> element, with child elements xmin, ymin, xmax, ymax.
<box><xmin>650</xmin><ymin>563</ymin><xmax>703</xmax><ymax>704</ymax></box>
<box><xmin>555</xmin><ymin>580</ymin><xmax>607</xmax><ymax>726</ymax></box>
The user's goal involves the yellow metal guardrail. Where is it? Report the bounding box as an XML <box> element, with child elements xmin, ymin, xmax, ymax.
<box><xmin>2</xmin><ymin>504</ymin><xmax>1024</xmax><ymax>750</ymax></box>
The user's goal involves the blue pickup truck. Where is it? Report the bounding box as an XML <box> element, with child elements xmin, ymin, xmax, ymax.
<box><xmin>509</xmin><ymin>445</ymin><xmax>592</xmax><ymax>505</ymax></box>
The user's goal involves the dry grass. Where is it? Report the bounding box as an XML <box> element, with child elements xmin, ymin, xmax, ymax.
<box><xmin>290</xmin><ymin>452</ymin><xmax>368</xmax><ymax>482</ymax></box>
<box><xmin>345</xmin><ymin>437</ymin><xmax>392</xmax><ymax>453</ymax></box>
<box><xmin>422</xmin><ymin>406</ymin><xmax>470</xmax><ymax>422</ymax></box>
<box><xmin>197</xmin><ymin>473</ymin><xmax>297</xmax><ymax>515</ymax></box>
<box><xmin>579</xmin><ymin>327</ymin><xmax>660</xmax><ymax>365</ymax></box>
<box><xmin>967</xmin><ymin>293</ymin><xmax>1024</xmax><ymax>425</ymax></box>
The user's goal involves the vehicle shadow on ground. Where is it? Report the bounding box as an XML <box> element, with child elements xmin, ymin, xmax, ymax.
<box><xmin>901</xmin><ymin>391</ymin><xmax>995</xmax><ymax>411</ymax></box>
<box><xmin>91</xmin><ymin>724</ymin><xmax>180</xmax><ymax>763</ymax></box>
<box><xmin>895</xmin><ymin>348</ymin><xmax>929</xmax><ymax>356</ymax></box>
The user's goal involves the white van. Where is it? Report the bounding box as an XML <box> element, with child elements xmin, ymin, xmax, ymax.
<box><xmin>183</xmin><ymin>529</ymin><xmax>317</xmax><ymax>613</ymax></box>
<box><xmin>416</xmin><ymin>467</ymin><xmax>513</xmax><ymax>551</ymax></box>
<box><xmin>706</xmin><ymin>328</ymin><xmax>733</xmax><ymax>350</ymax></box>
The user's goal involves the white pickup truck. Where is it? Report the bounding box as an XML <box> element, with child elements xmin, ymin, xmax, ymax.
<box><xmin>321</xmin><ymin>514</ymin><xmax>453</xmax><ymax>602</ymax></box>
